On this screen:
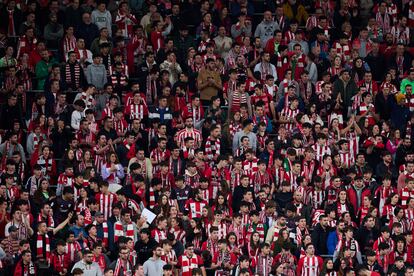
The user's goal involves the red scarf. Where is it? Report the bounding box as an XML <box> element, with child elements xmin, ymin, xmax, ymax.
<box><xmin>36</xmin><ymin>232</ymin><xmax>50</xmax><ymax>262</ymax></box>
<box><xmin>114</xmin><ymin>258</ymin><xmax>132</xmax><ymax>276</ymax></box>
<box><xmin>8</xmin><ymin>9</ymin><xmax>15</xmax><ymax>36</ymax></box>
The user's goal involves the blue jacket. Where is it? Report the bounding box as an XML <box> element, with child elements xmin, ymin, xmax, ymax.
<box><xmin>327</xmin><ymin>230</ymin><xmax>339</xmax><ymax>255</ymax></box>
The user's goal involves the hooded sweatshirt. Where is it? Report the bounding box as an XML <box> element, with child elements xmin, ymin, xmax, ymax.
<box><xmin>91</xmin><ymin>9</ymin><xmax>112</xmax><ymax>36</ymax></box>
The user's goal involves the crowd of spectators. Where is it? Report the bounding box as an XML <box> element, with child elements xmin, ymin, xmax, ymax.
<box><xmin>0</xmin><ymin>0</ymin><xmax>414</xmax><ymax>275</ymax></box>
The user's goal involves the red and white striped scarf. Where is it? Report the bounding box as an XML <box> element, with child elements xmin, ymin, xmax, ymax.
<box><xmin>376</xmin><ymin>12</ymin><xmax>391</xmax><ymax>33</ymax></box>
<box><xmin>204</xmin><ymin>136</ymin><xmax>220</xmax><ymax>162</ymax></box>
<box><xmin>200</xmin><ymin>188</ymin><xmax>210</xmax><ymax>202</ymax></box>
<box><xmin>150</xmin><ymin>148</ymin><xmax>169</xmax><ymax>173</ymax></box>
<box><xmin>295</xmin><ymin>226</ymin><xmax>309</xmax><ymax>246</ymax></box>
<box><xmin>149</xmin><ymin>186</ymin><xmax>156</xmax><ymax>209</ymax></box>
<box><xmin>256</xmin><ymin>254</ymin><xmax>273</xmax><ymax>276</ymax></box>
<box><xmin>284</xmin><ymin>30</ymin><xmax>295</xmax><ymax>44</ymax></box>
<box><xmin>37</xmin><ymin>213</ymin><xmax>55</xmax><ymax>228</ymax></box>
<box><xmin>36</xmin><ymin>232</ymin><xmax>50</xmax><ymax>262</ymax></box>
<box><xmin>260</xmin><ymin>62</ymin><xmax>271</xmax><ymax>80</ymax></box>
<box><xmin>306</xmin><ymin>16</ymin><xmax>318</xmax><ymax>30</ymax></box>
<box><xmin>181</xmin><ymin>254</ymin><xmax>200</xmax><ymax>275</ymax></box>
<box><xmin>376</xmin><ymin>251</ymin><xmax>390</xmax><ymax>274</ymax></box>
<box><xmin>63</xmin><ymin>36</ymin><xmax>77</xmax><ymax>57</ymax></box>
<box><xmin>114</xmin><ymin>221</ymin><xmax>134</xmax><ymax>242</ymax></box>
<box><xmin>230</xmin><ymin>170</ymin><xmax>242</xmax><ymax>192</ymax></box>
<box><xmin>103</xmin><ymin>107</ymin><xmax>114</xmax><ymax>119</ymax></box>
<box><xmin>188</xmin><ymin>104</ymin><xmax>202</xmax><ymax>123</ymax></box>
<box><xmin>73</xmin><ymin>47</ymin><xmax>88</xmax><ymax>62</ymax></box>
<box><xmin>328</xmin><ymin>66</ymin><xmax>342</xmax><ymax>77</ymax></box>
<box><xmin>334</xmin><ymin>42</ymin><xmax>351</xmax><ymax>61</ymax></box>
<box><xmin>257</xmin><ymin>132</ymin><xmax>268</xmax><ymax>151</ymax></box>
<box><xmin>391</xmin><ymin>25</ymin><xmax>410</xmax><ymax>45</ymax></box>
<box><xmin>113</xmin><ymin>118</ymin><xmax>127</xmax><ymax>135</ymax></box>
<box><xmin>302</xmin><ymin>160</ymin><xmax>316</xmax><ymax>182</ymax></box>
<box><xmin>205</xmin><ymin>238</ymin><xmax>218</xmax><ymax>257</ymax></box>
<box><xmin>229</xmin><ymin>122</ymin><xmax>242</xmax><ymax>139</ymax></box>
<box><xmin>169</xmin><ymin>157</ymin><xmax>182</xmax><ymax>176</ymax></box>
<box><xmin>65</xmin><ymin>62</ymin><xmax>81</xmax><ymax>88</ymax></box>
<box><xmin>170</xmin><ymin>226</ymin><xmax>186</xmax><ymax>243</ymax></box>
<box><xmin>406</xmin><ymin>209</ymin><xmax>414</xmax><ymax>226</ymax></box>
<box><xmin>114</xmin><ymin>258</ymin><xmax>132</xmax><ymax>276</ymax></box>
<box><xmin>93</xmin><ymin>221</ymin><xmax>108</xmax><ymax>248</ymax></box>
<box><xmin>65</xmin><ymin>241</ymin><xmax>81</xmax><ymax>262</ymax></box>
<box><xmin>376</xmin><ymin>186</ymin><xmax>394</xmax><ymax>215</ymax></box>
<box><xmin>152</xmin><ymin>228</ymin><xmax>168</xmax><ymax>243</ymax></box>
<box><xmin>252</xmin><ymin>171</ymin><xmax>271</xmax><ymax>194</ymax></box>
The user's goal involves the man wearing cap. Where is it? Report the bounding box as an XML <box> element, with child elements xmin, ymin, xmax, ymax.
<box><xmin>0</xmin><ymin>225</ymin><xmax>20</xmax><ymax>263</ymax></box>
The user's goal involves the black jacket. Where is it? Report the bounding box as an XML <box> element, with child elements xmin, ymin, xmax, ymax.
<box><xmin>76</xmin><ymin>22</ymin><xmax>100</xmax><ymax>49</ymax></box>
<box><xmin>135</xmin><ymin>238</ymin><xmax>158</xmax><ymax>264</ymax></box>
<box><xmin>311</xmin><ymin>224</ymin><xmax>331</xmax><ymax>255</ymax></box>
<box><xmin>232</xmin><ymin>185</ymin><xmax>254</xmax><ymax>212</ymax></box>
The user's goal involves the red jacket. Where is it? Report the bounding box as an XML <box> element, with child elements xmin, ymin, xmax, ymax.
<box><xmin>13</xmin><ymin>260</ymin><xmax>36</xmax><ymax>276</ymax></box>
<box><xmin>150</xmin><ymin>31</ymin><xmax>164</xmax><ymax>52</ymax></box>
<box><xmin>347</xmin><ymin>185</ymin><xmax>371</xmax><ymax>212</ymax></box>
<box><xmin>264</xmin><ymin>38</ymin><xmax>284</xmax><ymax>56</ymax></box>
<box><xmin>50</xmin><ymin>251</ymin><xmax>71</xmax><ymax>274</ymax></box>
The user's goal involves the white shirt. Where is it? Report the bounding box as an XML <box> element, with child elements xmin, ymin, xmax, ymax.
<box><xmin>71</xmin><ymin>110</ymin><xmax>85</xmax><ymax>130</ymax></box>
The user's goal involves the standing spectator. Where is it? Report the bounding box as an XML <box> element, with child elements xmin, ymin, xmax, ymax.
<box><xmin>72</xmin><ymin>249</ymin><xmax>103</xmax><ymax>276</ymax></box>
<box><xmin>254</xmin><ymin>11</ymin><xmax>280</xmax><ymax>47</ymax></box>
<box><xmin>77</xmin><ymin>12</ymin><xmax>100</xmax><ymax>49</ymax></box>
<box><xmin>197</xmin><ymin>58</ymin><xmax>222</xmax><ymax>104</ymax></box>
<box><xmin>65</xmin><ymin>0</ymin><xmax>84</xmax><ymax>30</ymax></box>
<box><xmin>311</xmin><ymin>215</ymin><xmax>331</xmax><ymax>255</ymax></box>
<box><xmin>296</xmin><ymin>244</ymin><xmax>323</xmax><ymax>275</ymax></box>
<box><xmin>91</xmin><ymin>2</ymin><xmax>112</xmax><ymax>37</ymax></box>
<box><xmin>85</xmin><ymin>54</ymin><xmax>108</xmax><ymax>89</ymax></box>
<box><xmin>108</xmin><ymin>246</ymin><xmax>134</xmax><ymax>275</ymax></box>
<box><xmin>143</xmin><ymin>245</ymin><xmax>166</xmax><ymax>275</ymax></box>
<box><xmin>43</xmin><ymin>13</ymin><xmax>64</xmax><ymax>49</ymax></box>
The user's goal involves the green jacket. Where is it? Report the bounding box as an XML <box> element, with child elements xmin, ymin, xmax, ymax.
<box><xmin>400</xmin><ymin>78</ymin><xmax>414</xmax><ymax>94</ymax></box>
<box><xmin>35</xmin><ymin>58</ymin><xmax>57</xmax><ymax>90</ymax></box>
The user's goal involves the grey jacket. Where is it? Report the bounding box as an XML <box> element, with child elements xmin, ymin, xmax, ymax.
<box><xmin>91</xmin><ymin>9</ymin><xmax>112</xmax><ymax>36</ymax></box>
<box><xmin>143</xmin><ymin>258</ymin><xmax>166</xmax><ymax>276</ymax></box>
<box><xmin>254</xmin><ymin>20</ymin><xmax>280</xmax><ymax>47</ymax></box>
<box><xmin>71</xmin><ymin>260</ymin><xmax>103</xmax><ymax>276</ymax></box>
<box><xmin>86</xmin><ymin>63</ymin><xmax>107</xmax><ymax>89</ymax></box>
<box><xmin>232</xmin><ymin>130</ymin><xmax>257</xmax><ymax>154</ymax></box>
